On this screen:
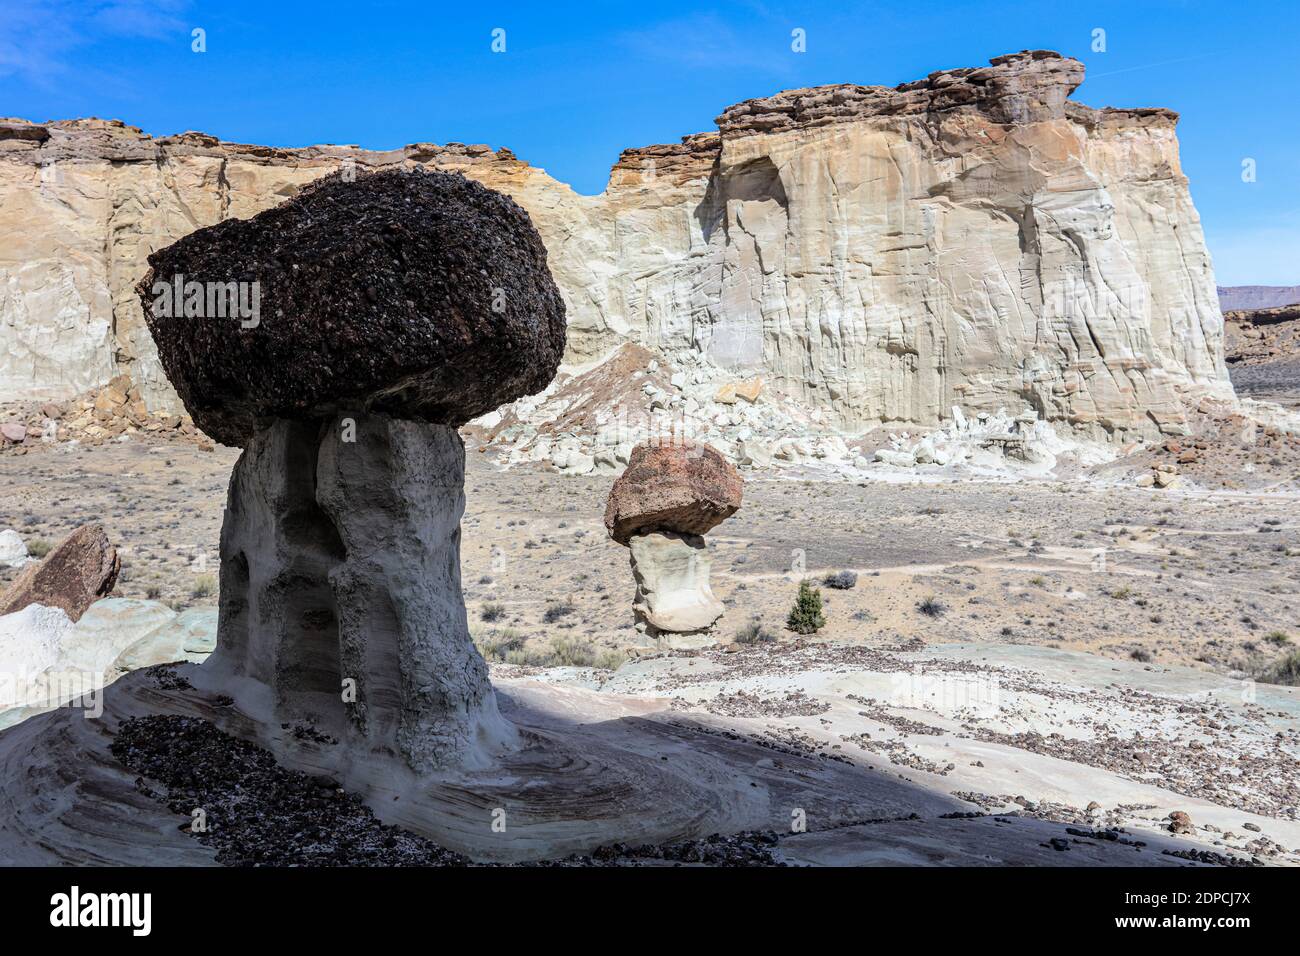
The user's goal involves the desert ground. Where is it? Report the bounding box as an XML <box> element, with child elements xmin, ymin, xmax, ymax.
<box><xmin>3</xmin><ymin>431</ymin><xmax>1298</xmax><ymax>677</ymax></box>
<box><xmin>1</xmin><ymin>419</ymin><xmax>1297</xmax><ymax>866</ymax></box>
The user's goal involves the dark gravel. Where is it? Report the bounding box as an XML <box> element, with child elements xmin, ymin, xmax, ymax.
<box><xmin>112</xmin><ymin>715</ymin><xmax>786</xmax><ymax>867</ymax></box>
<box><xmin>111</xmin><ymin>715</ymin><xmax>470</xmax><ymax>866</ymax></box>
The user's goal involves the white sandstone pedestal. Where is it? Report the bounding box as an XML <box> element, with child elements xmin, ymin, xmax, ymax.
<box><xmin>209</xmin><ymin>414</ymin><xmax>515</xmax><ymax>773</ymax></box>
<box><xmin>628</xmin><ymin>531</ymin><xmax>724</xmax><ymax>638</ymax></box>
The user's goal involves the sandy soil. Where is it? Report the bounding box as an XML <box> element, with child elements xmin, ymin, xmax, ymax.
<box><xmin>2</xmin><ymin>429</ymin><xmax>1299</xmax><ymax>866</ymax></box>
<box><xmin>2</xmin><ymin>433</ymin><xmax>1297</xmax><ymax>685</ymax></box>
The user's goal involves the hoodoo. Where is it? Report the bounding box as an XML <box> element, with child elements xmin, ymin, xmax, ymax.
<box><xmin>605</xmin><ymin>440</ymin><xmax>742</xmax><ymax>636</ymax></box>
<box><xmin>136</xmin><ymin>167</ymin><xmax>566</xmax><ymax>771</ymax></box>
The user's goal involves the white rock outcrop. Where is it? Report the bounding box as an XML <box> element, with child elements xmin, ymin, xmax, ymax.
<box><xmin>629</xmin><ymin>531</ymin><xmax>724</xmax><ymax>635</ymax></box>
<box><xmin>209</xmin><ymin>416</ymin><xmax>517</xmax><ymax>772</ymax></box>
<box><xmin>0</xmin><ymin>597</ymin><xmax>176</xmax><ymax>723</ymax></box>
<box><xmin>0</xmin><ymin>51</ymin><xmax>1232</xmax><ymax>440</ymax></box>
<box><xmin>0</xmin><ymin>529</ymin><xmax>28</xmax><ymax>567</ymax></box>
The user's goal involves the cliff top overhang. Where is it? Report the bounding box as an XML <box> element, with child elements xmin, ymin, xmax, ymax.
<box><xmin>0</xmin><ymin>116</ymin><xmax>522</xmax><ymax>169</ymax></box>
<box><xmin>715</xmin><ymin>49</ymin><xmax>1177</xmax><ymax>138</ymax></box>
<box><xmin>607</xmin><ymin>50</ymin><xmax>1178</xmax><ymax>187</ymax></box>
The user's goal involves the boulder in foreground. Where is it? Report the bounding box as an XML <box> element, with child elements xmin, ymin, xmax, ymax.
<box><xmin>0</xmin><ymin>523</ymin><xmax>119</xmax><ymax>622</ymax></box>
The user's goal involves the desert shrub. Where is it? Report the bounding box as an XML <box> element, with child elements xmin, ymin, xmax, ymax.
<box><xmin>735</xmin><ymin>618</ymin><xmax>777</xmax><ymax>644</ymax></box>
<box><xmin>786</xmin><ymin>581</ymin><xmax>826</xmax><ymax>635</ymax></box>
<box><xmin>543</xmin><ymin>600</ymin><xmax>575</xmax><ymax>624</ymax></box>
<box><xmin>915</xmin><ymin>596</ymin><xmax>946</xmax><ymax>618</ymax></box>
<box><xmin>594</xmin><ymin>649</ymin><xmax>627</xmax><ymax>671</ymax></box>
<box><xmin>822</xmin><ymin>570</ymin><xmax>858</xmax><ymax>590</ymax></box>
<box><xmin>505</xmin><ymin>647</ymin><xmax>553</xmax><ymax>667</ymax></box>
<box><xmin>190</xmin><ymin>574</ymin><xmax>216</xmax><ymax>599</ymax></box>
<box><xmin>1255</xmin><ymin>650</ymin><xmax>1300</xmax><ymax>686</ymax></box>
<box><xmin>550</xmin><ymin>636</ymin><xmax>597</xmax><ymax>667</ymax></box>
<box><xmin>146</xmin><ymin>585</ymin><xmax>163</xmax><ymax>600</ymax></box>
<box><xmin>475</xmin><ymin>628</ymin><xmax>524</xmax><ymax>662</ymax></box>
<box><xmin>27</xmin><ymin>538</ymin><xmax>52</xmax><ymax>559</ymax></box>
<box><xmin>1265</xmin><ymin>631</ymin><xmax>1291</xmax><ymax>646</ymax></box>
<box><xmin>1130</xmin><ymin>648</ymin><xmax>1153</xmax><ymax>663</ymax></box>
<box><xmin>480</xmin><ymin>602</ymin><xmax>506</xmax><ymax>623</ymax></box>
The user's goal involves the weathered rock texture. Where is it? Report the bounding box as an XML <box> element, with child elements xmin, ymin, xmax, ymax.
<box><xmin>0</xmin><ymin>523</ymin><xmax>119</xmax><ymax>622</ymax></box>
<box><xmin>607</xmin><ymin>441</ymin><xmax>741</xmax><ymax>635</ymax></box>
<box><xmin>143</xmin><ymin>170</ymin><xmax>561</xmax><ymax>772</ymax></box>
<box><xmin>137</xmin><ymin>168</ymin><xmax>565</xmax><ymax>448</ymax></box>
<box><xmin>0</xmin><ymin>50</ymin><xmax>1232</xmax><ymax>439</ymax></box>
<box><xmin>628</xmin><ymin>532</ymin><xmax>723</xmax><ymax>635</ymax></box>
<box><xmin>210</xmin><ymin>415</ymin><xmax>514</xmax><ymax>771</ymax></box>
<box><xmin>604</xmin><ymin>440</ymin><xmax>743</xmax><ymax>544</ymax></box>
<box><xmin>1224</xmin><ymin>305</ymin><xmax>1300</xmax><ymax>368</ymax></box>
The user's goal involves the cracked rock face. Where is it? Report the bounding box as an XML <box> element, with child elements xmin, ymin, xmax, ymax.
<box><xmin>136</xmin><ymin>167</ymin><xmax>565</xmax><ymax>449</ymax></box>
<box><xmin>604</xmin><ymin>441</ymin><xmax>742</xmax><ymax>545</ymax></box>
<box><xmin>628</xmin><ymin>531</ymin><xmax>724</xmax><ymax>635</ymax></box>
<box><xmin>0</xmin><ymin>50</ymin><xmax>1230</xmax><ymax>443</ymax></box>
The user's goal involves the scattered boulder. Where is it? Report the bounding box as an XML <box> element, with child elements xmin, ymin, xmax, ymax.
<box><xmin>1153</xmin><ymin>464</ymin><xmax>1181</xmax><ymax>489</ymax></box>
<box><xmin>1169</xmin><ymin>810</ymin><xmax>1195</xmax><ymax>835</ymax></box>
<box><xmin>0</xmin><ymin>422</ymin><xmax>26</xmax><ymax>444</ymax></box>
<box><xmin>0</xmin><ymin>529</ymin><xmax>28</xmax><ymax>568</ymax></box>
<box><xmin>603</xmin><ymin>440</ymin><xmax>742</xmax><ymax>545</ymax></box>
<box><xmin>0</xmin><ymin>373</ymin><xmax>207</xmax><ymax>452</ymax></box>
<box><xmin>0</xmin><ymin>605</ymin><xmax>71</xmax><ymax>709</ymax></box>
<box><xmin>734</xmin><ymin>377</ymin><xmax>763</xmax><ymax>403</ymax></box>
<box><xmin>735</xmin><ymin>437</ymin><xmax>772</xmax><ymax>468</ymax></box>
<box><xmin>0</xmin><ymin>524</ymin><xmax>120</xmax><ymax>622</ymax></box>
<box><xmin>712</xmin><ymin>377</ymin><xmax>762</xmax><ymax>406</ymax></box>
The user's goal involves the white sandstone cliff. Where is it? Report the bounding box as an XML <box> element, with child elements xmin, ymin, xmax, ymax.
<box><xmin>0</xmin><ymin>50</ymin><xmax>1232</xmax><ymax>440</ymax></box>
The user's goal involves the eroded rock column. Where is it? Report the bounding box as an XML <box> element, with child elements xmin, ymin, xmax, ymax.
<box><xmin>628</xmin><ymin>531</ymin><xmax>723</xmax><ymax>633</ymax></box>
<box><xmin>212</xmin><ymin>415</ymin><xmax>514</xmax><ymax>772</ymax></box>
<box><xmin>140</xmin><ymin>168</ymin><xmax>566</xmax><ymax>773</ymax></box>
<box><xmin>316</xmin><ymin>414</ymin><xmax>513</xmax><ymax>771</ymax></box>
<box><xmin>605</xmin><ymin>440</ymin><xmax>742</xmax><ymax>637</ymax></box>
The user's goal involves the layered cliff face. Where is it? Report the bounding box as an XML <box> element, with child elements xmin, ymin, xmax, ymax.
<box><xmin>0</xmin><ymin>50</ymin><xmax>1231</xmax><ymax>440</ymax></box>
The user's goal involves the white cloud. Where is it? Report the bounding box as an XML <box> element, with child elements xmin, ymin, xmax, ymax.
<box><xmin>0</xmin><ymin>1</ymin><xmax>188</xmax><ymax>85</ymax></box>
<box><xmin>615</xmin><ymin>12</ymin><xmax>797</xmax><ymax>75</ymax></box>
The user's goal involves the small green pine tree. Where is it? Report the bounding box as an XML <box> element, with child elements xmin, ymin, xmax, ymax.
<box><xmin>786</xmin><ymin>580</ymin><xmax>826</xmax><ymax>634</ymax></box>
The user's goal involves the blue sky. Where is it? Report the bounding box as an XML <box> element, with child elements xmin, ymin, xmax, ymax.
<box><xmin>2</xmin><ymin>0</ymin><xmax>1295</xmax><ymax>284</ymax></box>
